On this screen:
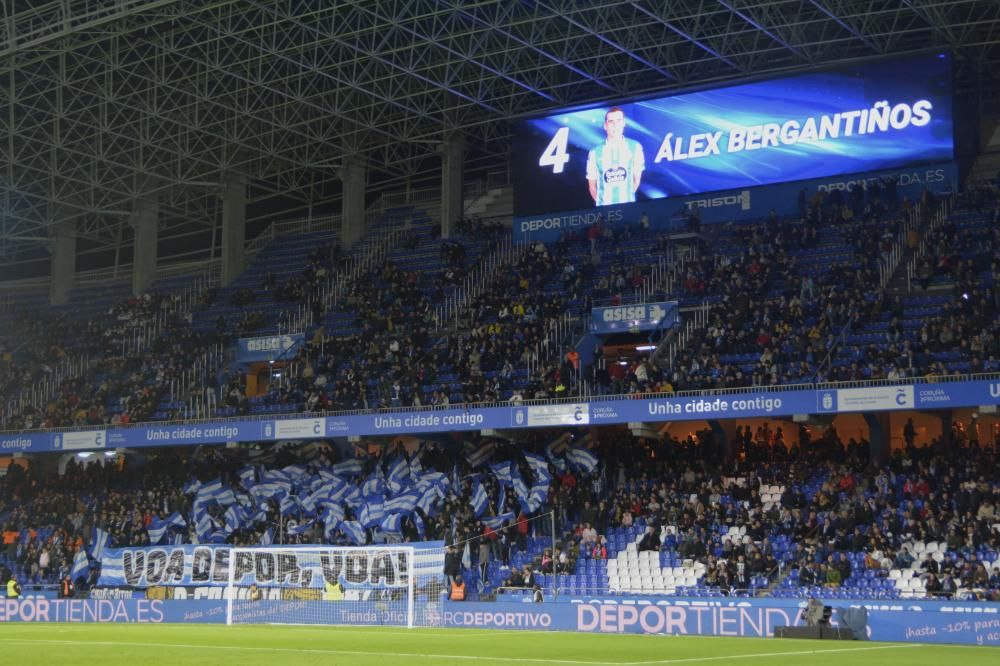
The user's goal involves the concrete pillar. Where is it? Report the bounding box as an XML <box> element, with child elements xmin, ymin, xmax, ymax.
<box><xmin>339</xmin><ymin>159</ymin><xmax>366</xmax><ymax>249</ymax></box>
<box><xmin>706</xmin><ymin>420</ymin><xmax>730</xmax><ymax>462</ymax></box>
<box><xmin>440</xmin><ymin>134</ymin><xmax>464</xmax><ymax>240</ymax></box>
<box><xmin>131</xmin><ymin>197</ymin><xmax>159</xmax><ymax>296</ymax></box>
<box><xmin>49</xmin><ymin>219</ymin><xmax>76</xmax><ymax>306</ymax></box>
<box><xmin>938</xmin><ymin>410</ymin><xmax>954</xmax><ymax>448</ymax></box>
<box><xmin>863</xmin><ymin>412</ymin><xmax>891</xmax><ymax>463</ymax></box>
<box><xmin>221</xmin><ymin>175</ymin><xmax>247</xmax><ymax>286</ymax></box>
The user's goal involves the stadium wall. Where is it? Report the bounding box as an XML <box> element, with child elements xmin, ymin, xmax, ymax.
<box><xmin>3</xmin><ymin>596</ymin><xmax>998</xmax><ymax>646</ymax></box>
<box><xmin>3</xmin><ymin>378</ymin><xmax>998</xmax><ymax>454</ymax></box>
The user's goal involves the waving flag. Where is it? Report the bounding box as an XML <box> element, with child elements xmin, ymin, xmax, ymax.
<box><xmin>360</xmin><ymin>501</ymin><xmax>384</xmax><ymax>529</ymax></box>
<box><xmin>214</xmin><ymin>487</ymin><xmax>237</xmax><ymax>506</ymax></box>
<box><xmin>282</xmin><ymin>464</ymin><xmax>309</xmax><ymax>478</ymax></box>
<box><xmin>182</xmin><ymin>479</ymin><xmax>201</xmax><ymax>495</ymax></box>
<box><xmin>546</xmin><ymin>435</ymin><xmax>569</xmax><ymax>471</ymax></box>
<box><xmin>471</xmin><ymin>481</ymin><xmax>490</xmax><ymax>517</ymax></box>
<box><xmin>237</xmin><ymin>466</ymin><xmax>257</xmax><ymax>488</ymax></box>
<box><xmin>380</xmin><ymin>514</ymin><xmax>403</xmax><ymax>535</ymax></box>
<box><xmin>198</xmin><ymin>477</ymin><xmax>223</xmax><ymax>497</ymax></box>
<box><xmin>490</xmin><ymin>461</ymin><xmax>513</xmax><ymax>487</ymax></box>
<box><xmin>567</xmin><ymin>446</ymin><xmax>598</xmax><ymax>474</ymax></box>
<box><xmin>262</xmin><ymin>469</ymin><xmax>291</xmax><ymax>484</ymax></box>
<box><xmin>343</xmin><ymin>486</ymin><xmax>363</xmax><ymax>509</ymax></box>
<box><xmin>250</xmin><ymin>482</ymin><xmax>290</xmax><ymax>504</ymax></box>
<box><xmin>332</xmin><ymin>459</ymin><xmax>364</xmax><ymax>476</ymax></box>
<box><xmin>523</xmin><ymin>452</ymin><xmax>552</xmax><ymax>484</ymax></box>
<box><xmin>385</xmin><ymin>492</ymin><xmax>419</xmax><ymax>516</ymax></box>
<box><xmin>89</xmin><ymin>528</ymin><xmax>110</xmax><ymax>560</ymax></box>
<box><xmin>387</xmin><ymin>457</ymin><xmax>410</xmax><ymax>488</ymax></box>
<box><xmin>279</xmin><ymin>495</ymin><xmax>302</xmax><ymax>516</ymax></box>
<box><xmin>511</xmin><ymin>467</ymin><xmax>530</xmax><ymax>504</ymax></box>
<box><xmin>362</xmin><ymin>474</ymin><xmax>385</xmax><ymax>498</ymax></box>
<box><xmin>525</xmin><ymin>482</ymin><xmax>549</xmax><ymax>513</ymax></box>
<box><xmin>413</xmin><ymin>512</ymin><xmax>426</xmax><ymax>539</ymax></box>
<box><xmin>340</xmin><ymin>520</ymin><xmax>366</xmax><ymax>545</ymax></box>
<box><xmin>71</xmin><ymin>550</ymin><xmax>90</xmax><ymax>583</ymax></box>
<box><xmin>417</xmin><ymin>485</ymin><xmax>444</xmax><ymax>516</ymax></box>
<box><xmin>466</xmin><ymin>440</ymin><xmax>496</xmax><ymax>468</ymax></box>
<box><xmin>409</xmin><ymin>447</ymin><xmax>424</xmax><ymax>476</ymax></box>
<box><xmin>149</xmin><ymin>510</ymin><xmax>187</xmax><ymax>544</ymax></box>
<box><xmin>287</xmin><ymin>519</ymin><xmax>315</xmax><ymax>537</ymax></box>
<box><xmin>224</xmin><ymin>506</ymin><xmax>247</xmax><ymax>533</ymax></box>
<box><xmin>483</xmin><ymin>511</ymin><xmax>515</xmax><ymax>530</ymax></box>
<box><xmin>261</xmin><ymin>528</ymin><xmax>274</xmax><ymax>546</ymax></box>
<box><xmin>195</xmin><ymin>513</ymin><xmax>216</xmax><ymax>543</ymax></box>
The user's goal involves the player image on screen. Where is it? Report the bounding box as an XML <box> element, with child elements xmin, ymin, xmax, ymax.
<box><xmin>586</xmin><ymin>107</ymin><xmax>645</xmax><ymax>206</ymax></box>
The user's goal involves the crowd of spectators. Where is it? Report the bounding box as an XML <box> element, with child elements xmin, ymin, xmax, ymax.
<box><xmin>3</xmin><ymin>421</ymin><xmax>999</xmax><ymax>603</ymax></box>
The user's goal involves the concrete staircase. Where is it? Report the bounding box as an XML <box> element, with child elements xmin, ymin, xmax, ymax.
<box><xmin>464</xmin><ymin>187</ymin><xmax>513</xmax><ymax>220</ymax></box>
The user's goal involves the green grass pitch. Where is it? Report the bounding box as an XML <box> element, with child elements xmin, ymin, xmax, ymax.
<box><xmin>2</xmin><ymin>624</ymin><xmax>998</xmax><ymax>665</ymax></box>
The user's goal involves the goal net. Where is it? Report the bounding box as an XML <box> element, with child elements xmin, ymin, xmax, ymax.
<box><xmin>226</xmin><ymin>545</ymin><xmax>444</xmax><ymax>627</ymax></box>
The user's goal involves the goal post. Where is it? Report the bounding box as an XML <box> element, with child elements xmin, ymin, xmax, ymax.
<box><xmin>225</xmin><ymin>545</ymin><xmax>422</xmax><ymax>627</ymax></box>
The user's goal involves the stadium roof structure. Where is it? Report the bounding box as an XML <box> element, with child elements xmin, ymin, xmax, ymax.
<box><xmin>1</xmin><ymin>0</ymin><xmax>999</xmax><ymax>265</ymax></box>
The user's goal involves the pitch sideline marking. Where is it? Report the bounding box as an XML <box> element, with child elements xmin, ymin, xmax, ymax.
<box><xmin>1</xmin><ymin>638</ymin><xmax>620</xmax><ymax>665</ymax></box>
<box><xmin>624</xmin><ymin>643</ymin><xmax>922</xmax><ymax>665</ymax></box>
<box><xmin>2</xmin><ymin>636</ymin><xmax>925</xmax><ymax>665</ymax></box>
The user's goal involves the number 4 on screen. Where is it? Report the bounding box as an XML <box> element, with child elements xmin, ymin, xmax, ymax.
<box><xmin>539</xmin><ymin>126</ymin><xmax>571</xmax><ymax>174</ymax></box>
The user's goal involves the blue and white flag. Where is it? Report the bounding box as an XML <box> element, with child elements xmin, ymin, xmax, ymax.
<box><xmin>385</xmin><ymin>492</ymin><xmax>419</xmax><ymax>516</ymax></box>
<box><xmin>483</xmin><ymin>511</ymin><xmax>515</xmax><ymax>530</ymax></box>
<box><xmin>262</xmin><ymin>469</ymin><xmax>291</xmax><ymax>484</ymax></box>
<box><xmin>471</xmin><ymin>481</ymin><xmax>490</xmax><ymax>517</ymax></box>
<box><xmin>525</xmin><ymin>482</ymin><xmax>549</xmax><ymax>513</ymax></box>
<box><xmin>261</xmin><ymin>528</ymin><xmax>274</xmax><ymax>546</ymax></box>
<box><xmin>71</xmin><ymin>549</ymin><xmax>89</xmax><ymax>582</ymax></box>
<box><xmin>286</xmin><ymin>520</ymin><xmax>314</xmax><ymax>537</ymax></box>
<box><xmin>360</xmin><ymin>501</ymin><xmax>384</xmax><ymax>529</ymax></box>
<box><xmin>380</xmin><ymin>513</ymin><xmax>403</xmax><ymax>535</ymax></box>
<box><xmin>417</xmin><ymin>485</ymin><xmax>444</xmax><ymax>516</ymax></box>
<box><xmin>409</xmin><ymin>447</ymin><xmax>424</xmax><ymax>477</ymax></box>
<box><xmin>343</xmin><ymin>486</ymin><xmax>363</xmax><ymax>509</ymax></box>
<box><xmin>89</xmin><ymin>528</ymin><xmax>110</xmax><ymax>560</ymax></box>
<box><xmin>490</xmin><ymin>461</ymin><xmax>513</xmax><ymax>487</ymax></box>
<box><xmin>251</xmin><ymin>481</ymin><xmax>290</xmax><ymax>503</ymax></box>
<box><xmin>498</xmin><ymin>484</ymin><xmax>507</xmax><ymax>513</ymax></box>
<box><xmin>224</xmin><ymin>506</ymin><xmax>247</xmax><ymax>533</ymax></box>
<box><xmin>166</xmin><ymin>512</ymin><xmax>186</xmax><ymax>529</ymax></box>
<box><xmin>362</xmin><ymin>474</ymin><xmax>385</xmax><ymax>498</ymax></box>
<box><xmin>279</xmin><ymin>495</ymin><xmax>302</xmax><ymax>516</ymax></box>
<box><xmin>546</xmin><ymin>436</ymin><xmax>569</xmax><ymax>471</ymax></box>
<box><xmin>332</xmin><ymin>459</ymin><xmax>364</xmax><ymax>476</ymax></box>
<box><xmin>182</xmin><ymin>479</ymin><xmax>201</xmax><ymax>495</ymax></box>
<box><xmin>147</xmin><ymin>520</ymin><xmax>169</xmax><ymax>545</ymax></box>
<box><xmin>413</xmin><ymin>512</ymin><xmax>426</xmax><ymax>539</ymax></box>
<box><xmin>214</xmin><ymin>487</ymin><xmax>237</xmax><ymax>507</ymax></box>
<box><xmin>511</xmin><ymin>468</ymin><xmax>530</xmax><ymax>504</ymax></box>
<box><xmin>322</xmin><ymin>505</ymin><xmax>345</xmax><ymax>539</ymax></box>
<box><xmin>195</xmin><ymin>513</ymin><xmax>216</xmax><ymax>543</ymax></box>
<box><xmin>566</xmin><ymin>446</ymin><xmax>598</xmax><ymax>474</ymax></box>
<box><xmin>282</xmin><ymin>464</ymin><xmax>309</xmax><ymax>479</ymax></box>
<box><xmin>237</xmin><ymin>466</ymin><xmax>257</xmax><ymax>488</ymax></box>
<box><xmin>466</xmin><ymin>440</ymin><xmax>496</xmax><ymax>468</ymax></box>
<box><xmin>523</xmin><ymin>452</ymin><xmax>552</xmax><ymax>484</ymax></box>
<box><xmin>387</xmin><ymin>457</ymin><xmax>410</xmax><ymax>487</ymax></box>
<box><xmin>340</xmin><ymin>520</ymin><xmax>366</xmax><ymax>545</ymax></box>
<box><xmin>198</xmin><ymin>477</ymin><xmax>223</xmax><ymax>498</ymax></box>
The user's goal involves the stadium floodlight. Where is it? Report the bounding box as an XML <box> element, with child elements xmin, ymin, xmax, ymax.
<box><xmin>226</xmin><ymin>546</ymin><xmax>426</xmax><ymax>627</ymax></box>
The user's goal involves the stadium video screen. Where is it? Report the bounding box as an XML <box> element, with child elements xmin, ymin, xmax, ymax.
<box><xmin>512</xmin><ymin>53</ymin><xmax>954</xmax><ymax>217</ymax></box>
